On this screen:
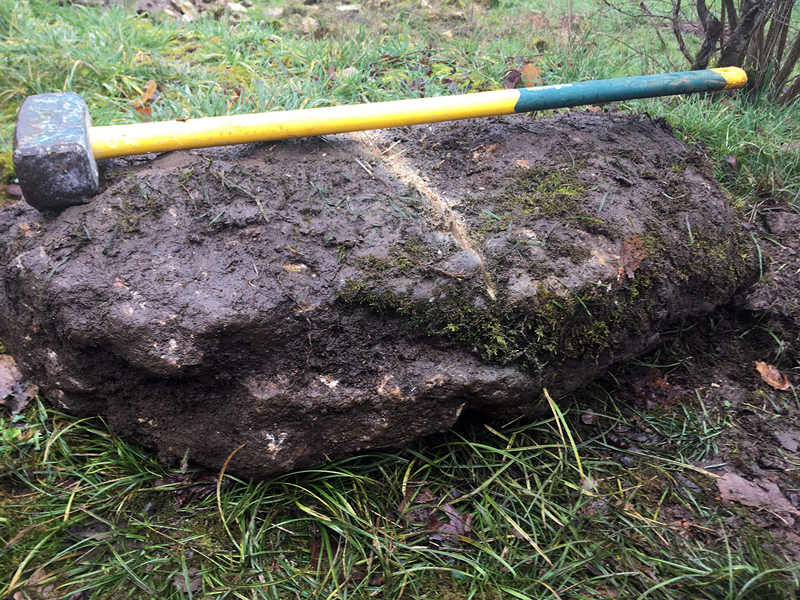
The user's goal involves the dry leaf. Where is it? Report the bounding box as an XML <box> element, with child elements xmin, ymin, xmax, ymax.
<box><xmin>620</xmin><ymin>234</ymin><xmax>646</xmax><ymax>280</ymax></box>
<box><xmin>755</xmin><ymin>361</ymin><xmax>791</xmax><ymax>391</ymax></box>
<box><xmin>529</xmin><ymin>11</ymin><xmax>551</xmax><ymax>30</ymax></box>
<box><xmin>718</xmin><ymin>473</ymin><xmax>799</xmax><ymax>526</ymax></box>
<box><xmin>428</xmin><ymin>503</ymin><xmax>472</xmax><ymax>545</ymax></box>
<box><xmin>521</xmin><ymin>62</ymin><xmax>543</xmax><ymax>87</ymax></box>
<box><xmin>5</xmin><ymin>184</ymin><xmax>22</xmax><ymax>197</ymax></box>
<box><xmin>131</xmin><ymin>80</ymin><xmax>158</xmax><ymax>108</ymax></box>
<box><xmin>0</xmin><ymin>354</ymin><xmax>36</xmax><ymax>415</ymax></box>
<box><xmin>301</xmin><ymin>16</ymin><xmax>318</xmax><ymax>33</ymax></box>
<box><xmin>502</xmin><ymin>69</ymin><xmax>522</xmax><ymax>89</ymax></box>
<box><xmin>586</xmin><ymin>104</ymin><xmax>603</xmax><ymax>113</ymax></box>
<box><xmin>726</xmin><ymin>154</ymin><xmax>738</xmax><ymax>169</ymax></box>
<box><xmin>515</xmin><ymin>158</ymin><xmax>530</xmax><ymax>168</ymax></box>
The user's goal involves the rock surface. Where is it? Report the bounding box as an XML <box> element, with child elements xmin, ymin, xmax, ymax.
<box><xmin>0</xmin><ymin>113</ymin><xmax>756</xmax><ymax>478</ymax></box>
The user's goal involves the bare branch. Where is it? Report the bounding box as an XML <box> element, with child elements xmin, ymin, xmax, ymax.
<box><xmin>640</xmin><ymin>1</ymin><xmax>678</xmax><ymax>69</ymax></box>
<box><xmin>773</xmin><ymin>28</ymin><xmax>800</xmax><ymax>94</ymax></box>
<box><xmin>671</xmin><ymin>0</ymin><xmax>695</xmax><ymax>63</ymax></box>
<box><xmin>719</xmin><ymin>0</ymin><xmax>773</xmax><ymax>66</ymax></box>
<box><xmin>692</xmin><ymin>0</ymin><xmax>724</xmax><ymax>69</ymax></box>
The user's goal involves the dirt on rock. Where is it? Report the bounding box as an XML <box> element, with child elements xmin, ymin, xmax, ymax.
<box><xmin>0</xmin><ymin>113</ymin><xmax>758</xmax><ymax>478</ymax></box>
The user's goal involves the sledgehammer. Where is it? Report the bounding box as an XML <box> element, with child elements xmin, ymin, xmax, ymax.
<box><xmin>13</xmin><ymin>67</ymin><xmax>746</xmax><ymax>212</ymax></box>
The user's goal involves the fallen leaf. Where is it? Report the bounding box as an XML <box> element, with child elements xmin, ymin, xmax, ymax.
<box><xmin>131</xmin><ymin>80</ymin><xmax>158</xmax><ymax>108</ymax></box>
<box><xmin>620</xmin><ymin>234</ymin><xmax>646</xmax><ymax>280</ymax></box>
<box><xmin>502</xmin><ymin>69</ymin><xmax>522</xmax><ymax>89</ymax></box>
<box><xmin>521</xmin><ymin>62</ymin><xmax>543</xmax><ymax>87</ymax></box>
<box><xmin>515</xmin><ymin>158</ymin><xmax>530</xmax><ymax>168</ymax></box>
<box><xmin>0</xmin><ymin>354</ymin><xmax>36</xmax><ymax>415</ymax></box>
<box><xmin>529</xmin><ymin>11</ymin><xmax>551</xmax><ymax>30</ymax></box>
<box><xmin>718</xmin><ymin>473</ymin><xmax>799</xmax><ymax>526</ymax></box>
<box><xmin>581</xmin><ymin>409</ymin><xmax>598</xmax><ymax>425</ymax></box>
<box><xmin>340</xmin><ymin>66</ymin><xmax>358</xmax><ymax>78</ymax></box>
<box><xmin>134</xmin><ymin>106</ymin><xmax>153</xmax><ymax>118</ymax></box>
<box><xmin>428</xmin><ymin>503</ymin><xmax>472</xmax><ymax>545</ymax></box>
<box><xmin>301</xmin><ymin>16</ymin><xmax>318</xmax><ymax>33</ymax></box>
<box><xmin>726</xmin><ymin>154</ymin><xmax>738</xmax><ymax>169</ymax></box>
<box><xmin>5</xmin><ymin>184</ymin><xmax>22</xmax><ymax>197</ymax></box>
<box><xmin>755</xmin><ymin>361</ymin><xmax>791</xmax><ymax>391</ymax></box>
<box><xmin>586</xmin><ymin>104</ymin><xmax>603</xmax><ymax>113</ymax></box>
<box><xmin>441</xmin><ymin>30</ymin><xmax>453</xmax><ymax>39</ymax></box>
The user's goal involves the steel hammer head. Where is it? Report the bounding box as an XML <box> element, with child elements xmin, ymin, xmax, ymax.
<box><xmin>13</xmin><ymin>93</ymin><xmax>99</xmax><ymax>212</ymax></box>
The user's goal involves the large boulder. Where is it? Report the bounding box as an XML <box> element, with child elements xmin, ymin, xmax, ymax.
<box><xmin>0</xmin><ymin>113</ymin><xmax>756</xmax><ymax>478</ymax></box>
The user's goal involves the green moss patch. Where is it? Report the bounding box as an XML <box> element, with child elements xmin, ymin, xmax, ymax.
<box><xmin>504</xmin><ymin>166</ymin><xmax>587</xmax><ymax>217</ymax></box>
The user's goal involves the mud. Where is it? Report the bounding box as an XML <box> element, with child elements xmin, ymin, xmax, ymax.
<box><xmin>0</xmin><ymin>113</ymin><xmax>758</xmax><ymax>478</ymax></box>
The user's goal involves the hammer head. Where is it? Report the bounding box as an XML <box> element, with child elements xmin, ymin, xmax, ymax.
<box><xmin>13</xmin><ymin>93</ymin><xmax>99</xmax><ymax>212</ymax></box>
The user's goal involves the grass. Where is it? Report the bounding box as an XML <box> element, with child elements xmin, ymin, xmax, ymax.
<box><xmin>3</xmin><ymin>396</ymin><xmax>799</xmax><ymax>599</ymax></box>
<box><xmin>2</xmin><ymin>0</ymin><xmax>800</xmax><ymax>596</ymax></box>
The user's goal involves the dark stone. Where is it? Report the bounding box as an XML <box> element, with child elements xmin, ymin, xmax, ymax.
<box><xmin>0</xmin><ymin>114</ymin><xmax>758</xmax><ymax>478</ymax></box>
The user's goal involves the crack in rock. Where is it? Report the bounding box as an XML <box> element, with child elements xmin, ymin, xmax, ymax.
<box><xmin>348</xmin><ymin>130</ymin><xmax>497</xmax><ymax>300</ymax></box>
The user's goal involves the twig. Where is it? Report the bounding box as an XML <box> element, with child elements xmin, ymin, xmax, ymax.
<box><xmin>398</xmin><ymin>252</ymin><xmax>470</xmax><ymax>279</ymax></box>
<box><xmin>640</xmin><ymin>1</ymin><xmax>678</xmax><ymax>70</ymax></box>
<box><xmin>672</xmin><ymin>0</ymin><xmax>695</xmax><ymax>63</ymax></box>
<box><xmin>595</xmin><ymin>31</ymin><xmax>672</xmax><ymax>72</ymax></box>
